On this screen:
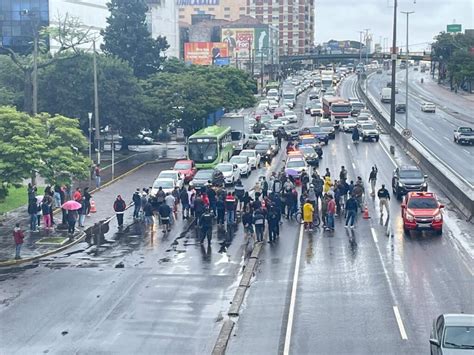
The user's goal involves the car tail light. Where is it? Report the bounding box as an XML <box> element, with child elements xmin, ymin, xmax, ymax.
<box><xmin>406</xmin><ymin>212</ymin><xmax>415</xmax><ymax>222</ymax></box>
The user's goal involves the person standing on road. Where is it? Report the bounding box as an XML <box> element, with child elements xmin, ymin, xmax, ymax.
<box><xmin>339</xmin><ymin>166</ymin><xmax>348</xmax><ymax>182</ymax></box>
<box><xmin>234</xmin><ymin>179</ymin><xmax>245</xmax><ymax>211</ymax></box>
<box><xmin>326</xmin><ymin>195</ymin><xmax>336</xmax><ymax>231</ymax></box>
<box><xmin>207</xmin><ymin>186</ymin><xmax>217</xmax><ymax>217</ymax></box>
<box><xmin>165</xmin><ymin>192</ymin><xmax>176</xmax><ymax>225</ymax></box>
<box><xmin>352</xmin><ymin>182</ymin><xmax>364</xmax><ymax>212</ymax></box>
<box><xmin>41</xmin><ymin>197</ymin><xmax>52</xmax><ymax>230</ymax></box>
<box><xmin>27</xmin><ymin>198</ymin><xmax>38</xmax><ymax>232</ymax></box>
<box><xmin>158</xmin><ymin>202</ymin><xmax>172</xmax><ymax>233</ymax></box>
<box><xmin>301</xmin><ymin>170</ymin><xmax>310</xmax><ymax>194</ymax></box>
<box><xmin>179</xmin><ymin>187</ymin><xmax>190</xmax><ymax>219</ymax></box>
<box><xmin>143</xmin><ymin>200</ymin><xmax>154</xmax><ymax>231</ymax></box>
<box><xmin>199</xmin><ymin>207</ymin><xmax>213</xmax><ymax>244</ymax></box>
<box><xmin>323</xmin><ymin>175</ymin><xmax>332</xmax><ymax>194</ymax></box>
<box><xmin>225</xmin><ymin>192</ymin><xmax>237</xmax><ymax>225</ymax></box>
<box><xmin>253</xmin><ymin>208</ymin><xmax>265</xmax><ymax>243</ymax></box>
<box><xmin>324</xmin><ymin>168</ymin><xmax>331</xmax><ymax>178</ymax></box>
<box><xmin>156</xmin><ymin>187</ymin><xmax>166</xmax><ymax>208</ymax></box>
<box><xmin>132</xmin><ymin>189</ymin><xmax>142</xmax><ymax>219</ymax></box>
<box><xmin>13</xmin><ymin>223</ymin><xmax>25</xmax><ymax>260</ymax></box>
<box><xmin>377</xmin><ymin>184</ymin><xmax>391</xmax><ymax>215</ymax></box>
<box><xmin>242</xmin><ymin>206</ymin><xmax>254</xmax><ymax>240</ymax></box>
<box><xmin>368</xmin><ymin>165</ymin><xmax>378</xmax><ymax>196</ymax></box>
<box><xmin>113</xmin><ymin>195</ymin><xmax>126</xmax><ymax>228</ymax></box>
<box><xmin>194</xmin><ymin>193</ymin><xmax>205</xmax><ymax>224</ymax></box>
<box><xmin>262</xmin><ymin>177</ymin><xmax>269</xmax><ymax>199</ymax></box>
<box><xmin>94</xmin><ymin>164</ymin><xmax>101</xmax><ymax>188</ymax></box>
<box><xmin>67</xmin><ymin>209</ymin><xmax>77</xmax><ymax>234</ymax></box>
<box><xmin>84</xmin><ymin>187</ymin><xmax>91</xmax><ymax>216</ymax></box>
<box><xmin>254</xmin><ymin>180</ymin><xmax>262</xmax><ymax>200</ymax></box>
<box><xmin>216</xmin><ymin>196</ymin><xmax>225</xmax><ymax>226</ymax></box>
<box><xmin>78</xmin><ymin>196</ymin><xmax>87</xmax><ymax>227</ymax></box>
<box><xmin>307</xmin><ymin>184</ymin><xmax>317</xmax><ymax>210</ymax></box>
<box><xmin>345</xmin><ymin>195</ymin><xmax>359</xmax><ymax>228</ymax></box>
<box><xmin>303</xmin><ymin>200</ymin><xmax>315</xmax><ymax>231</ymax></box>
<box><xmin>267</xmin><ymin>206</ymin><xmax>279</xmax><ymax>243</ymax></box>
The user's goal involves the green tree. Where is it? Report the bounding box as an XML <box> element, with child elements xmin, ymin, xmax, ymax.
<box><xmin>101</xmin><ymin>0</ymin><xmax>169</xmax><ymax>78</ymax></box>
<box><xmin>0</xmin><ymin>56</ymin><xmax>24</xmax><ymax>107</ymax></box>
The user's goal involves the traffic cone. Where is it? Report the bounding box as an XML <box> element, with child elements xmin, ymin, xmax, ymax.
<box><xmin>363</xmin><ymin>205</ymin><xmax>370</xmax><ymax>219</ymax></box>
<box><xmin>90</xmin><ymin>200</ymin><xmax>97</xmax><ymax>213</ymax></box>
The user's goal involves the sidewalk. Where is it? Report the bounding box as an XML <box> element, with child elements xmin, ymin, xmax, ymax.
<box><xmin>0</xmin><ymin>145</ymin><xmax>185</xmax><ymax>263</ymax></box>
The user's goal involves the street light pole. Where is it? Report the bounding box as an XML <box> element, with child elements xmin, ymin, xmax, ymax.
<box><xmin>92</xmin><ymin>40</ymin><xmax>101</xmax><ymax>164</ymax></box>
<box><xmin>260</xmin><ymin>49</ymin><xmax>264</xmax><ymax>96</ymax></box>
<box><xmin>88</xmin><ymin>112</ymin><xmax>92</xmax><ymax>163</ymax></box>
<box><xmin>364</xmin><ymin>28</ymin><xmax>370</xmax><ymax>65</ymax></box>
<box><xmin>402</xmin><ymin>11</ymin><xmax>414</xmax><ymax>130</ymax></box>
<box><xmin>358</xmin><ymin>31</ymin><xmax>364</xmax><ymax>65</ymax></box>
<box><xmin>389</xmin><ymin>0</ymin><xmax>398</xmax><ymax>127</ymax></box>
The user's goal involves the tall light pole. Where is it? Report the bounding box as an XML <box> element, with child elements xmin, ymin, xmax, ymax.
<box><xmin>389</xmin><ymin>0</ymin><xmax>398</xmax><ymax>127</ymax></box>
<box><xmin>402</xmin><ymin>11</ymin><xmax>414</xmax><ymax>130</ymax></box>
<box><xmin>364</xmin><ymin>28</ymin><xmax>370</xmax><ymax>65</ymax></box>
<box><xmin>358</xmin><ymin>31</ymin><xmax>364</xmax><ymax>65</ymax></box>
<box><xmin>92</xmin><ymin>40</ymin><xmax>101</xmax><ymax>165</ymax></box>
<box><xmin>88</xmin><ymin>112</ymin><xmax>92</xmax><ymax>163</ymax></box>
<box><xmin>21</xmin><ymin>9</ymin><xmax>39</xmax><ymax>115</ymax></box>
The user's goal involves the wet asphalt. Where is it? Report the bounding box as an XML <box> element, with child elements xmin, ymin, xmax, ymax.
<box><xmin>0</xmin><ymin>78</ymin><xmax>472</xmax><ymax>354</ymax></box>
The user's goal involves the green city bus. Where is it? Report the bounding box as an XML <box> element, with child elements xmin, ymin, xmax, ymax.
<box><xmin>187</xmin><ymin>125</ymin><xmax>234</xmax><ymax>169</ymax></box>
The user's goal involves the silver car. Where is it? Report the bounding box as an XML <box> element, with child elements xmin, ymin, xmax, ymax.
<box><xmin>430</xmin><ymin>314</ymin><xmax>474</xmax><ymax>354</ymax></box>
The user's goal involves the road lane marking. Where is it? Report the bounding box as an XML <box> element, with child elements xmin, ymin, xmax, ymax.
<box><xmin>443</xmin><ymin>137</ymin><xmax>450</xmax><ymax>142</ymax></box>
<box><xmin>379</xmin><ymin>140</ymin><xmax>398</xmax><ymax>167</ymax></box>
<box><xmin>347</xmin><ymin>144</ymin><xmax>351</xmax><ymax>150</ymax></box>
<box><xmin>352</xmin><ymin>162</ymin><xmax>356</xmax><ymax>170</ymax></box>
<box><xmin>393</xmin><ymin>306</ymin><xmax>408</xmax><ymax>340</ymax></box>
<box><xmin>283</xmin><ymin>224</ymin><xmax>304</xmax><ymax>355</ymax></box>
<box><xmin>429</xmin><ymin>126</ymin><xmax>435</xmax><ymax>131</ymax></box>
<box><xmin>463</xmin><ymin>149</ymin><xmax>470</xmax><ymax>154</ymax></box>
<box><xmin>371</xmin><ymin>227</ymin><xmax>378</xmax><ymax>243</ymax></box>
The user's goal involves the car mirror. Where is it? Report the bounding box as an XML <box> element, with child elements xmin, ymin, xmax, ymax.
<box><xmin>424</xmin><ymin>175</ymin><xmax>428</xmax><ymax>179</ymax></box>
<box><xmin>439</xmin><ymin>204</ymin><xmax>445</xmax><ymax>209</ymax></box>
<box><xmin>401</xmin><ymin>203</ymin><xmax>406</xmax><ymax>209</ymax></box>
<box><xmin>234</xmin><ymin>165</ymin><xmax>238</xmax><ymax>170</ymax></box>
<box><xmin>429</xmin><ymin>339</ymin><xmax>440</xmax><ymax>347</ymax></box>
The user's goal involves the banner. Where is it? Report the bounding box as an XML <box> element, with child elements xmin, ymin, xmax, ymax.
<box><xmin>222</xmin><ymin>28</ymin><xmax>255</xmax><ymax>59</ymax></box>
<box><xmin>184</xmin><ymin>42</ymin><xmax>229</xmax><ymax>65</ymax></box>
<box><xmin>254</xmin><ymin>28</ymin><xmax>269</xmax><ymax>59</ymax></box>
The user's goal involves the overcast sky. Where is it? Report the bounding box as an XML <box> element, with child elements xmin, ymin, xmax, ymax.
<box><xmin>315</xmin><ymin>0</ymin><xmax>474</xmax><ymax>51</ymax></box>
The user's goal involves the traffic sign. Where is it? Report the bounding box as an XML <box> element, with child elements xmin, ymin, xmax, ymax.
<box><xmin>402</xmin><ymin>128</ymin><xmax>412</xmax><ymax>139</ymax></box>
<box><xmin>447</xmin><ymin>24</ymin><xmax>462</xmax><ymax>33</ymax></box>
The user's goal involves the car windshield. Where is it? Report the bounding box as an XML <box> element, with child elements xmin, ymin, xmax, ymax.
<box><xmin>320</xmin><ymin>122</ymin><xmax>333</xmax><ymax>128</ymax></box>
<box><xmin>195</xmin><ymin>170</ymin><xmax>213</xmax><ymax>179</ymax></box>
<box><xmin>311</xmin><ymin>102</ymin><xmax>322</xmax><ymax>108</ymax></box>
<box><xmin>352</xmin><ymin>103</ymin><xmax>364</xmax><ymax>109</ymax></box>
<box><xmin>240</xmin><ymin>151</ymin><xmax>255</xmax><ymax>158</ymax></box>
<box><xmin>230</xmin><ymin>156</ymin><xmax>247</xmax><ymax>164</ymax></box>
<box><xmin>309</xmin><ymin>127</ymin><xmax>322</xmax><ymax>133</ymax></box>
<box><xmin>287</xmin><ymin>160</ymin><xmax>306</xmax><ymax>168</ymax></box>
<box><xmin>153</xmin><ymin>180</ymin><xmax>173</xmax><ymax>189</ymax></box>
<box><xmin>332</xmin><ymin>104</ymin><xmax>351</xmax><ymax>113</ymax></box>
<box><xmin>362</xmin><ymin>124</ymin><xmax>376</xmax><ymax>130</ymax></box>
<box><xmin>216</xmin><ymin>164</ymin><xmax>232</xmax><ymax>172</ymax></box>
<box><xmin>407</xmin><ymin>197</ymin><xmax>438</xmax><ymax>209</ymax></box>
<box><xmin>344</xmin><ymin>119</ymin><xmax>356</xmax><ymax>124</ymax></box>
<box><xmin>188</xmin><ymin>142</ymin><xmax>218</xmax><ymax>163</ymax></box>
<box><xmin>255</xmin><ymin>144</ymin><xmax>270</xmax><ymax>150</ymax></box>
<box><xmin>459</xmin><ymin>127</ymin><xmax>472</xmax><ymax>133</ymax></box>
<box><xmin>300</xmin><ymin>147</ymin><xmax>315</xmax><ymax>154</ymax></box>
<box><xmin>174</xmin><ymin>162</ymin><xmax>191</xmax><ymax>170</ymax></box>
<box><xmin>301</xmin><ymin>138</ymin><xmax>317</xmax><ymax>145</ymax></box>
<box><xmin>159</xmin><ymin>172</ymin><xmax>176</xmax><ymax>180</ymax></box>
<box><xmin>443</xmin><ymin>326</ymin><xmax>474</xmax><ymax>348</ymax></box>
<box><xmin>400</xmin><ymin>170</ymin><xmax>423</xmax><ymax>179</ymax></box>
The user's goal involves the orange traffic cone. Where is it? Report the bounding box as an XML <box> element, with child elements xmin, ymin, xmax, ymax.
<box><xmin>90</xmin><ymin>200</ymin><xmax>97</xmax><ymax>213</ymax></box>
<box><xmin>363</xmin><ymin>205</ymin><xmax>370</xmax><ymax>219</ymax></box>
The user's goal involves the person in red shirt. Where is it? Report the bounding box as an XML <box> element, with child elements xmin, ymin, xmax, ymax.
<box><xmin>201</xmin><ymin>193</ymin><xmax>210</xmax><ymax>208</ymax></box>
<box><xmin>73</xmin><ymin>188</ymin><xmax>82</xmax><ymax>202</ymax></box>
<box><xmin>13</xmin><ymin>223</ymin><xmax>25</xmax><ymax>259</ymax></box>
<box><xmin>326</xmin><ymin>195</ymin><xmax>336</xmax><ymax>231</ymax></box>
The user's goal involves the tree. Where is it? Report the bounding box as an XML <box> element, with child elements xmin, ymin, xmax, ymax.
<box><xmin>0</xmin><ymin>56</ymin><xmax>24</xmax><ymax>107</ymax></box>
<box><xmin>101</xmin><ymin>0</ymin><xmax>169</xmax><ymax>78</ymax></box>
<box><xmin>38</xmin><ymin>53</ymin><xmax>146</xmax><ymax>139</ymax></box>
<box><xmin>0</xmin><ymin>15</ymin><xmax>93</xmax><ymax>115</ymax></box>
<box><xmin>0</xmin><ymin>106</ymin><xmax>90</xmax><ymax>199</ymax></box>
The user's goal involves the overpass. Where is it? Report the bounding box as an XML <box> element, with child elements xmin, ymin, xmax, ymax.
<box><xmin>280</xmin><ymin>52</ymin><xmax>432</xmax><ymax>62</ymax></box>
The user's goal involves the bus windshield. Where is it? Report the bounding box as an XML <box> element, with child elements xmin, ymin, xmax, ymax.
<box><xmin>332</xmin><ymin>104</ymin><xmax>351</xmax><ymax>113</ymax></box>
<box><xmin>188</xmin><ymin>142</ymin><xmax>218</xmax><ymax>163</ymax></box>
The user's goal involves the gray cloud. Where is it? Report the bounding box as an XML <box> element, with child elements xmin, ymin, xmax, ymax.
<box><xmin>315</xmin><ymin>0</ymin><xmax>474</xmax><ymax>51</ymax></box>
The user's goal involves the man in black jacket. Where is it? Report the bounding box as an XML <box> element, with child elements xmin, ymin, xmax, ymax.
<box><xmin>377</xmin><ymin>184</ymin><xmax>390</xmax><ymax>215</ymax></box>
<box><xmin>199</xmin><ymin>207</ymin><xmax>213</xmax><ymax>244</ymax></box>
<box><xmin>132</xmin><ymin>189</ymin><xmax>142</xmax><ymax>219</ymax></box>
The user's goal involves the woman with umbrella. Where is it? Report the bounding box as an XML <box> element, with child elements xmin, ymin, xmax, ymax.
<box><xmin>61</xmin><ymin>200</ymin><xmax>82</xmax><ymax>234</ymax></box>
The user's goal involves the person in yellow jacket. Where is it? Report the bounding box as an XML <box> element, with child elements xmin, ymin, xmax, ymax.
<box><xmin>303</xmin><ymin>200</ymin><xmax>314</xmax><ymax>231</ymax></box>
<box><xmin>323</xmin><ymin>176</ymin><xmax>332</xmax><ymax>194</ymax></box>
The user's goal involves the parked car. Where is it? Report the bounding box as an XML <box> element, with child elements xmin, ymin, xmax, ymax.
<box><xmin>358</xmin><ymin>122</ymin><xmax>380</xmax><ymax>142</ymax></box>
<box><xmin>229</xmin><ymin>155</ymin><xmax>251</xmax><ymax>177</ymax></box>
<box><xmin>254</xmin><ymin>142</ymin><xmax>273</xmax><ymax>163</ymax></box>
<box><xmin>392</xmin><ymin>165</ymin><xmax>428</xmax><ymax>200</ymax></box>
<box><xmin>351</xmin><ymin>101</ymin><xmax>365</xmax><ymax>116</ymax></box>
<box><xmin>453</xmin><ymin>127</ymin><xmax>474</xmax><ymax>145</ymax></box>
<box><xmin>421</xmin><ymin>102</ymin><xmax>436</xmax><ymax>113</ymax></box>
<box><xmin>239</xmin><ymin>149</ymin><xmax>261</xmax><ymax>169</ymax></box>
<box><xmin>430</xmin><ymin>313</ymin><xmax>474</xmax><ymax>354</ymax></box>
<box><xmin>151</xmin><ymin>178</ymin><xmax>177</xmax><ymax>195</ymax></box>
<box><xmin>285</xmin><ymin>112</ymin><xmax>298</xmax><ymax>123</ymax></box>
<box><xmin>215</xmin><ymin>162</ymin><xmax>240</xmax><ymax>185</ymax></box>
<box><xmin>157</xmin><ymin>170</ymin><xmax>184</xmax><ymax>189</ymax></box>
<box><xmin>310</xmin><ymin>102</ymin><xmax>323</xmax><ymax>117</ymax></box>
<box><xmin>299</xmin><ymin>126</ymin><xmax>329</xmax><ymax>145</ymax></box>
<box><xmin>190</xmin><ymin>169</ymin><xmax>224</xmax><ymax>190</ymax></box>
<box><xmin>401</xmin><ymin>192</ymin><xmax>444</xmax><ymax>235</ymax></box>
<box><xmin>173</xmin><ymin>160</ymin><xmax>197</xmax><ymax>183</ymax></box>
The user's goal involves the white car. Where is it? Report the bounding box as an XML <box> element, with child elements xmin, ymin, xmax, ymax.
<box><xmin>151</xmin><ymin>178</ymin><xmax>176</xmax><ymax>196</ymax></box>
<box><xmin>239</xmin><ymin>149</ymin><xmax>261</xmax><ymax>169</ymax></box>
<box><xmin>268</xmin><ymin>100</ymin><xmax>279</xmax><ymax>111</ymax></box>
<box><xmin>283</xmin><ymin>99</ymin><xmax>294</xmax><ymax>109</ymax></box>
<box><xmin>285</xmin><ymin>112</ymin><xmax>298</xmax><ymax>123</ymax></box>
<box><xmin>229</xmin><ymin>155</ymin><xmax>251</xmax><ymax>177</ymax></box>
<box><xmin>421</xmin><ymin>102</ymin><xmax>436</xmax><ymax>113</ymax></box>
<box><xmin>261</xmin><ymin>129</ymin><xmax>275</xmax><ymax>139</ymax></box>
<box><xmin>341</xmin><ymin>118</ymin><xmax>358</xmax><ymax>132</ymax></box>
<box><xmin>285</xmin><ymin>157</ymin><xmax>308</xmax><ymax>175</ymax></box>
<box><xmin>158</xmin><ymin>170</ymin><xmax>184</xmax><ymax>189</ymax></box>
<box><xmin>216</xmin><ymin>163</ymin><xmax>240</xmax><ymax>185</ymax></box>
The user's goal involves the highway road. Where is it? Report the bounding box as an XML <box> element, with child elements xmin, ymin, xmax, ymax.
<box><xmin>1</xmin><ymin>81</ymin><xmax>473</xmax><ymax>354</ymax></box>
<box><xmin>365</xmin><ymin>68</ymin><xmax>474</xmax><ymax>185</ymax></box>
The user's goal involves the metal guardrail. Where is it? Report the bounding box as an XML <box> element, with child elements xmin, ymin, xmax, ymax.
<box><xmin>357</xmin><ymin>76</ymin><xmax>474</xmax><ymax>220</ymax></box>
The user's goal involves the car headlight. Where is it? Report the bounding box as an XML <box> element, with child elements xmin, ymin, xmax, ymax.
<box><xmin>406</xmin><ymin>212</ymin><xmax>415</xmax><ymax>222</ymax></box>
<box><xmin>267</xmin><ymin>150</ymin><xmax>272</xmax><ymax>155</ymax></box>
<box><xmin>422</xmin><ymin>182</ymin><xmax>427</xmax><ymax>187</ymax></box>
<box><xmin>434</xmin><ymin>212</ymin><xmax>442</xmax><ymax>221</ymax></box>
<box><xmin>398</xmin><ymin>182</ymin><xmax>404</xmax><ymax>187</ymax></box>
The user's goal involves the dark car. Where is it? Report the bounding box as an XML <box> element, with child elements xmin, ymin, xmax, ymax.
<box><xmin>430</xmin><ymin>313</ymin><xmax>474</xmax><ymax>354</ymax></box>
<box><xmin>282</xmin><ymin>125</ymin><xmax>300</xmax><ymax>141</ymax></box>
<box><xmin>319</xmin><ymin>121</ymin><xmax>336</xmax><ymax>139</ymax></box>
<box><xmin>191</xmin><ymin>169</ymin><xmax>224</xmax><ymax>190</ymax></box>
<box><xmin>395</xmin><ymin>103</ymin><xmax>406</xmax><ymax>113</ymax></box>
<box><xmin>299</xmin><ymin>126</ymin><xmax>329</xmax><ymax>145</ymax></box>
<box><xmin>254</xmin><ymin>142</ymin><xmax>273</xmax><ymax>163</ymax></box>
<box><xmin>298</xmin><ymin>145</ymin><xmax>320</xmax><ymax>166</ymax></box>
<box><xmin>392</xmin><ymin>165</ymin><xmax>428</xmax><ymax>200</ymax></box>
<box><xmin>351</xmin><ymin>102</ymin><xmax>365</xmax><ymax>116</ymax></box>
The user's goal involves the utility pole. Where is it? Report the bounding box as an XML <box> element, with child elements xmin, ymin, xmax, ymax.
<box><xmin>88</xmin><ymin>112</ymin><xmax>92</xmax><ymax>163</ymax></box>
<box><xmin>390</xmin><ymin>0</ymin><xmax>398</xmax><ymax>127</ymax></box>
<box><xmin>248</xmin><ymin>38</ymin><xmax>252</xmax><ymax>74</ymax></box>
<box><xmin>358</xmin><ymin>31</ymin><xmax>364</xmax><ymax>65</ymax></box>
<box><xmin>93</xmin><ymin>40</ymin><xmax>101</xmax><ymax>164</ymax></box>
<box><xmin>260</xmin><ymin>49</ymin><xmax>264</xmax><ymax>96</ymax></box>
<box><xmin>32</xmin><ymin>26</ymin><xmax>38</xmax><ymax>115</ymax></box>
<box><xmin>402</xmin><ymin>11</ymin><xmax>414</xmax><ymax>130</ymax></box>
<box><xmin>364</xmin><ymin>28</ymin><xmax>370</xmax><ymax>65</ymax></box>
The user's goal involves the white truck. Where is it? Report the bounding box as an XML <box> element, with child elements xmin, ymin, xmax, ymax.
<box><xmin>380</xmin><ymin>87</ymin><xmax>392</xmax><ymax>103</ymax></box>
<box><xmin>218</xmin><ymin>113</ymin><xmax>248</xmax><ymax>153</ymax></box>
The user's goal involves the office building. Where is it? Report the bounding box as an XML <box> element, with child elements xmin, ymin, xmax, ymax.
<box><xmin>177</xmin><ymin>0</ymin><xmax>247</xmax><ymax>25</ymax></box>
<box><xmin>146</xmin><ymin>0</ymin><xmax>180</xmax><ymax>58</ymax></box>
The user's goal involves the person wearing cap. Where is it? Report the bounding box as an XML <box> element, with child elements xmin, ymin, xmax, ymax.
<box><xmin>113</xmin><ymin>195</ymin><xmax>126</xmax><ymax>228</ymax></box>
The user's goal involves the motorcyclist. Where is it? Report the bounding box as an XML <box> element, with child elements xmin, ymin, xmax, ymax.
<box><xmin>352</xmin><ymin>126</ymin><xmax>360</xmax><ymax>143</ymax></box>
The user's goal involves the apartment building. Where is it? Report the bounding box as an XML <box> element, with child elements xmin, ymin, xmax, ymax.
<box><xmin>177</xmin><ymin>0</ymin><xmax>247</xmax><ymax>24</ymax></box>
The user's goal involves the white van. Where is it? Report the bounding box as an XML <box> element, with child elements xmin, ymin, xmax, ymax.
<box><xmin>381</xmin><ymin>87</ymin><xmax>392</xmax><ymax>103</ymax></box>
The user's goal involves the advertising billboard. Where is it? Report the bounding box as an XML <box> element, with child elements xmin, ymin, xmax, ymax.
<box><xmin>254</xmin><ymin>28</ymin><xmax>269</xmax><ymax>59</ymax></box>
<box><xmin>222</xmin><ymin>28</ymin><xmax>255</xmax><ymax>59</ymax></box>
<box><xmin>184</xmin><ymin>42</ymin><xmax>229</xmax><ymax>65</ymax></box>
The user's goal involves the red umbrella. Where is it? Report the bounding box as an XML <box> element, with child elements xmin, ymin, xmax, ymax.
<box><xmin>62</xmin><ymin>200</ymin><xmax>82</xmax><ymax>210</ymax></box>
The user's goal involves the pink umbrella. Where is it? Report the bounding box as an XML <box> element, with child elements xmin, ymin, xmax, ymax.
<box><xmin>62</xmin><ymin>200</ymin><xmax>82</xmax><ymax>210</ymax></box>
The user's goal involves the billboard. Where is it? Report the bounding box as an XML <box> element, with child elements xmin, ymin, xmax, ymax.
<box><xmin>177</xmin><ymin>0</ymin><xmax>220</xmax><ymax>5</ymax></box>
<box><xmin>222</xmin><ymin>28</ymin><xmax>255</xmax><ymax>59</ymax></box>
<box><xmin>254</xmin><ymin>28</ymin><xmax>269</xmax><ymax>59</ymax></box>
<box><xmin>184</xmin><ymin>42</ymin><xmax>229</xmax><ymax>65</ymax></box>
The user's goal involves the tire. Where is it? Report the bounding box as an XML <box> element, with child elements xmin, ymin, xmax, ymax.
<box><xmin>403</xmin><ymin>226</ymin><xmax>410</xmax><ymax>236</ymax></box>
<box><xmin>396</xmin><ymin>190</ymin><xmax>402</xmax><ymax>200</ymax></box>
<box><xmin>295</xmin><ymin>212</ymin><xmax>302</xmax><ymax>224</ymax></box>
<box><xmin>375</xmin><ymin>137</ymin><xmax>379</xmax><ymax>142</ymax></box>
<box><xmin>435</xmin><ymin>228</ymin><xmax>442</xmax><ymax>236</ymax></box>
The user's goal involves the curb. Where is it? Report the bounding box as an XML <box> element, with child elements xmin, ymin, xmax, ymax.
<box><xmin>0</xmin><ymin>159</ymin><xmax>179</xmax><ymax>267</ymax></box>
<box><xmin>212</xmin><ymin>320</ymin><xmax>235</xmax><ymax>355</ymax></box>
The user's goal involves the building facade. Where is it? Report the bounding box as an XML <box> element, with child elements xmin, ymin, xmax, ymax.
<box><xmin>177</xmin><ymin>0</ymin><xmax>247</xmax><ymax>25</ymax></box>
<box><xmin>246</xmin><ymin>0</ymin><xmax>315</xmax><ymax>55</ymax></box>
<box><xmin>146</xmin><ymin>0</ymin><xmax>180</xmax><ymax>58</ymax></box>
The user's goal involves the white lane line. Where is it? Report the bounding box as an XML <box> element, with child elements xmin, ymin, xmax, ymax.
<box><xmin>393</xmin><ymin>306</ymin><xmax>408</xmax><ymax>340</ymax></box>
<box><xmin>283</xmin><ymin>224</ymin><xmax>304</xmax><ymax>355</ymax></box>
<box><xmin>379</xmin><ymin>140</ymin><xmax>398</xmax><ymax>167</ymax></box>
<box><xmin>443</xmin><ymin>137</ymin><xmax>450</xmax><ymax>142</ymax></box>
<box><xmin>371</xmin><ymin>227</ymin><xmax>378</xmax><ymax>243</ymax></box>
<box><xmin>463</xmin><ymin>149</ymin><xmax>470</xmax><ymax>154</ymax></box>
<box><xmin>347</xmin><ymin>144</ymin><xmax>351</xmax><ymax>150</ymax></box>
<box><xmin>429</xmin><ymin>126</ymin><xmax>435</xmax><ymax>131</ymax></box>
<box><xmin>352</xmin><ymin>162</ymin><xmax>356</xmax><ymax>170</ymax></box>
